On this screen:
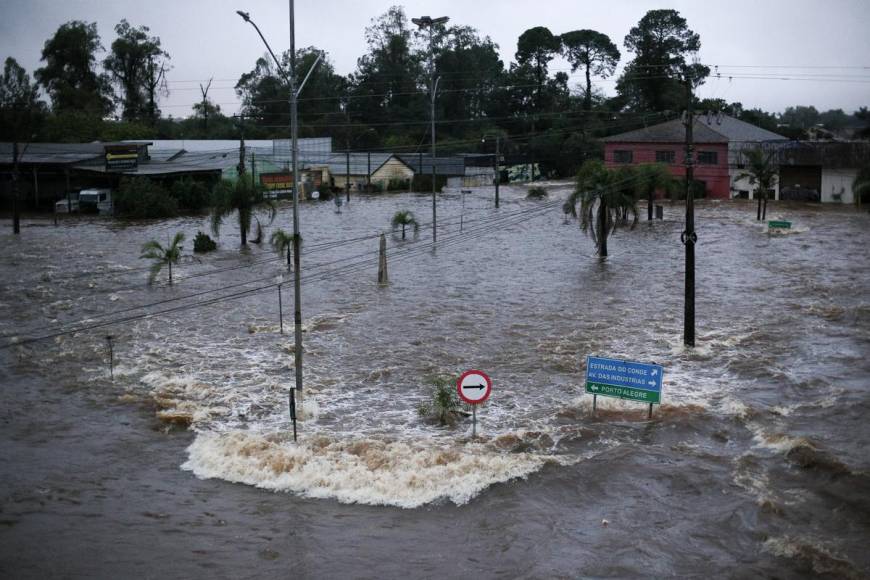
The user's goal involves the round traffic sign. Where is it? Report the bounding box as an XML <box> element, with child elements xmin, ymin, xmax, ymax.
<box><xmin>457</xmin><ymin>370</ymin><xmax>492</xmax><ymax>405</ymax></box>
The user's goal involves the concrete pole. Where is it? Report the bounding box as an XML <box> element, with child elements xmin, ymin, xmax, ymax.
<box><xmin>683</xmin><ymin>77</ymin><xmax>696</xmax><ymax>348</ymax></box>
<box><xmin>429</xmin><ymin>25</ymin><xmax>437</xmax><ymax>243</ymax></box>
<box><xmin>377</xmin><ymin>233</ymin><xmax>388</xmax><ymax>285</ymax></box>
<box><xmin>289</xmin><ymin>0</ymin><xmax>305</xmax><ymax>418</ymax></box>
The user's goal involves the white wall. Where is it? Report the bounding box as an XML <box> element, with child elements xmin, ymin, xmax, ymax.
<box><xmin>820</xmin><ymin>168</ymin><xmax>858</xmax><ymax>204</ymax></box>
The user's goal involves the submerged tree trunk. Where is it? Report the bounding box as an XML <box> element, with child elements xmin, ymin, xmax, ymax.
<box><xmin>757</xmin><ymin>193</ymin><xmax>762</xmax><ymax>221</ymax></box>
<box><xmin>648</xmin><ymin>189</ymin><xmax>654</xmax><ymax>221</ymax></box>
<box><xmin>762</xmin><ymin>193</ymin><xmax>768</xmax><ymax>221</ymax></box>
<box><xmin>287</xmin><ymin>247</ymin><xmax>292</xmax><ymax>271</ymax></box>
<box><xmin>598</xmin><ymin>198</ymin><xmax>608</xmax><ymax>257</ymax></box>
<box><xmin>168</xmin><ymin>261</ymin><xmax>173</xmax><ymax>285</ymax></box>
<box><xmin>402</xmin><ymin>224</ymin><xmax>406</xmax><ymax>240</ymax></box>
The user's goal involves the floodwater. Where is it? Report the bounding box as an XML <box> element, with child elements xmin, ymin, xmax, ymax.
<box><xmin>1</xmin><ymin>184</ymin><xmax>869</xmax><ymax>577</ymax></box>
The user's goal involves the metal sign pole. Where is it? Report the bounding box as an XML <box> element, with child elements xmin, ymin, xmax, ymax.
<box><xmin>278</xmin><ymin>283</ymin><xmax>284</xmax><ymax>334</ymax></box>
<box><xmin>472</xmin><ymin>406</ymin><xmax>477</xmax><ymax>438</ymax></box>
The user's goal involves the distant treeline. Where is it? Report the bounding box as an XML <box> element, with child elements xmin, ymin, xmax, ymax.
<box><xmin>2</xmin><ymin>8</ymin><xmax>868</xmax><ymax>178</ymax></box>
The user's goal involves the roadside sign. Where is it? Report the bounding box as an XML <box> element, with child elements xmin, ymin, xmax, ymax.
<box><xmin>457</xmin><ymin>370</ymin><xmax>492</xmax><ymax>405</ymax></box>
<box><xmin>768</xmin><ymin>220</ymin><xmax>792</xmax><ymax>229</ymax></box>
<box><xmin>585</xmin><ymin>356</ymin><xmax>663</xmax><ymax>404</ymax></box>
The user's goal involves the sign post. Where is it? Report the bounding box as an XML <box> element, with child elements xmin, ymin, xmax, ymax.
<box><xmin>457</xmin><ymin>369</ymin><xmax>492</xmax><ymax>438</ymax></box>
<box><xmin>585</xmin><ymin>356</ymin><xmax>663</xmax><ymax>418</ymax></box>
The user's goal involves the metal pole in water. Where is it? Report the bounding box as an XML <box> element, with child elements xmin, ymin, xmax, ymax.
<box><xmin>105</xmin><ymin>335</ymin><xmax>114</xmax><ymax>381</ymax></box>
<box><xmin>278</xmin><ymin>283</ymin><xmax>284</xmax><ymax>334</ymax></box>
<box><xmin>648</xmin><ymin>403</ymin><xmax>653</xmax><ymax>419</ymax></box>
<box><xmin>289</xmin><ymin>388</ymin><xmax>297</xmax><ymax>442</ymax></box>
<box><xmin>593</xmin><ymin>394</ymin><xmax>597</xmax><ymax>413</ymax></box>
<box><xmin>472</xmin><ymin>406</ymin><xmax>477</xmax><ymax>438</ymax></box>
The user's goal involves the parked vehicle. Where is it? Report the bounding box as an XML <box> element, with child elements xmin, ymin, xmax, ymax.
<box><xmin>78</xmin><ymin>188</ymin><xmax>113</xmax><ymax>214</ymax></box>
<box><xmin>54</xmin><ymin>197</ymin><xmax>79</xmax><ymax>213</ymax></box>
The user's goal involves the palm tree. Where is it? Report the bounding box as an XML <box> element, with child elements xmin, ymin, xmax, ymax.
<box><xmin>209</xmin><ymin>178</ymin><xmax>276</xmax><ymax>246</ymax></box>
<box><xmin>634</xmin><ymin>163</ymin><xmax>673</xmax><ymax>221</ymax></box>
<box><xmin>737</xmin><ymin>148</ymin><xmax>778</xmax><ymax>221</ymax></box>
<box><xmin>563</xmin><ymin>160</ymin><xmax>638</xmax><ymax>258</ymax></box>
<box><xmin>391</xmin><ymin>210</ymin><xmax>419</xmax><ymax>240</ymax></box>
<box><xmin>140</xmin><ymin>232</ymin><xmax>185</xmax><ymax>285</ymax></box>
<box><xmin>270</xmin><ymin>228</ymin><xmax>300</xmax><ymax>271</ymax></box>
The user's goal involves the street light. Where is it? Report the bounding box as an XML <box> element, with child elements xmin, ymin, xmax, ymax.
<box><xmin>412</xmin><ymin>15</ymin><xmax>449</xmax><ymax>242</ymax></box>
<box><xmin>481</xmin><ymin>134</ymin><xmax>501</xmax><ymax>208</ymax></box>
<box><xmin>237</xmin><ymin>4</ymin><xmax>306</xmax><ymax>431</ymax></box>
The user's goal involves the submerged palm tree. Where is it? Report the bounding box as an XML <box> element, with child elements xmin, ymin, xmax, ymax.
<box><xmin>737</xmin><ymin>148</ymin><xmax>778</xmax><ymax>221</ymax></box>
<box><xmin>210</xmin><ymin>178</ymin><xmax>276</xmax><ymax>246</ymax></box>
<box><xmin>391</xmin><ymin>210</ymin><xmax>419</xmax><ymax>240</ymax></box>
<box><xmin>140</xmin><ymin>232</ymin><xmax>185</xmax><ymax>285</ymax></box>
<box><xmin>270</xmin><ymin>228</ymin><xmax>301</xmax><ymax>271</ymax></box>
<box><xmin>563</xmin><ymin>160</ymin><xmax>639</xmax><ymax>258</ymax></box>
<box><xmin>634</xmin><ymin>163</ymin><xmax>673</xmax><ymax>220</ymax></box>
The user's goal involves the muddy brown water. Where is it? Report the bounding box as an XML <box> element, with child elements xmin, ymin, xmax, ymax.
<box><xmin>1</xmin><ymin>186</ymin><xmax>869</xmax><ymax>578</ymax></box>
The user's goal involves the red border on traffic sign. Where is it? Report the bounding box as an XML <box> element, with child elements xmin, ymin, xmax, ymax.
<box><xmin>457</xmin><ymin>370</ymin><xmax>492</xmax><ymax>405</ymax></box>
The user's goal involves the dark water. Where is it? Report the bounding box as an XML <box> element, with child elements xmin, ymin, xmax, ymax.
<box><xmin>1</xmin><ymin>185</ymin><xmax>869</xmax><ymax>577</ymax></box>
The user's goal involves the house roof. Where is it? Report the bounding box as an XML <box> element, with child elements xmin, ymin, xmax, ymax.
<box><xmin>602</xmin><ymin>115</ymin><xmax>787</xmax><ymax>144</ymax></box>
<box><xmin>320</xmin><ymin>153</ymin><xmax>412</xmax><ymax>176</ymax></box>
<box><xmin>0</xmin><ymin>142</ymin><xmax>150</xmax><ymax>165</ymax></box>
<box><xmin>397</xmin><ymin>155</ymin><xmax>465</xmax><ymax>176</ymax></box>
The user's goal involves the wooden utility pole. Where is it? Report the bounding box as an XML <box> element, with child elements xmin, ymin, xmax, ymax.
<box><xmin>682</xmin><ymin>77</ymin><xmax>697</xmax><ymax>347</ymax></box>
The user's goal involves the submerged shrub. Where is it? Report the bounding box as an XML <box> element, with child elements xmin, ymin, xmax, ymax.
<box><xmin>527</xmin><ymin>186</ymin><xmax>548</xmax><ymax>199</ymax></box>
<box><xmin>193</xmin><ymin>231</ymin><xmax>217</xmax><ymax>253</ymax></box>
<box><xmin>418</xmin><ymin>375</ymin><xmax>465</xmax><ymax>426</ymax></box>
<box><xmin>114</xmin><ymin>177</ymin><xmax>178</xmax><ymax>218</ymax></box>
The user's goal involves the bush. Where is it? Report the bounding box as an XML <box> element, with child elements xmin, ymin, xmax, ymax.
<box><xmin>170</xmin><ymin>177</ymin><xmax>210</xmax><ymax>211</ymax></box>
<box><xmin>114</xmin><ymin>177</ymin><xmax>178</xmax><ymax>219</ymax></box>
<box><xmin>387</xmin><ymin>178</ymin><xmax>411</xmax><ymax>192</ymax></box>
<box><xmin>418</xmin><ymin>375</ymin><xmax>465</xmax><ymax>426</ymax></box>
<box><xmin>527</xmin><ymin>186</ymin><xmax>548</xmax><ymax>199</ymax></box>
<box><xmin>193</xmin><ymin>231</ymin><xmax>217</xmax><ymax>253</ymax></box>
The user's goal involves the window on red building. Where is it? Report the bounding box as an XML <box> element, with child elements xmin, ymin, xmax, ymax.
<box><xmin>614</xmin><ymin>150</ymin><xmax>633</xmax><ymax>163</ymax></box>
<box><xmin>697</xmin><ymin>151</ymin><xmax>718</xmax><ymax>164</ymax></box>
<box><xmin>655</xmin><ymin>150</ymin><xmax>675</xmax><ymax>164</ymax></box>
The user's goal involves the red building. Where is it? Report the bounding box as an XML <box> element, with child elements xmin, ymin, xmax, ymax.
<box><xmin>602</xmin><ymin>115</ymin><xmax>786</xmax><ymax>200</ymax></box>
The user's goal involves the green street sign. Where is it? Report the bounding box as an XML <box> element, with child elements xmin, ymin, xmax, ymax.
<box><xmin>585</xmin><ymin>381</ymin><xmax>661</xmax><ymax>404</ymax></box>
<box><xmin>768</xmin><ymin>220</ymin><xmax>792</xmax><ymax>229</ymax></box>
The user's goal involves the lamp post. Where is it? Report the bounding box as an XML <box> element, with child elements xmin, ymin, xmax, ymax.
<box><xmin>481</xmin><ymin>134</ymin><xmax>501</xmax><ymax>208</ymax></box>
<box><xmin>412</xmin><ymin>15</ymin><xmax>449</xmax><ymax>242</ymax></box>
<box><xmin>238</xmin><ymin>4</ymin><xmax>315</xmax><ymax>425</ymax></box>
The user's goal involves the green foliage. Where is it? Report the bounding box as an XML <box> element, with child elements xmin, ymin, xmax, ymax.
<box><xmin>564</xmin><ymin>160</ymin><xmax>639</xmax><ymax>257</ymax></box>
<box><xmin>527</xmin><ymin>186</ymin><xmax>548</xmax><ymax>199</ymax></box>
<box><xmin>0</xmin><ymin>58</ymin><xmax>46</xmax><ymax>142</ymax></box>
<box><xmin>269</xmin><ymin>229</ymin><xmax>299</xmax><ymax>270</ymax></box>
<box><xmin>852</xmin><ymin>166</ymin><xmax>870</xmax><ymax>205</ymax></box>
<box><xmin>617</xmin><ymin>9</ymin><xmax>708</xmax><ymax>112</ymax></box>
<box><xmin>386</xmin><ymin>178</ymin><xmax>410</xmax><ymax>191</ymax></box>
<box><xmin>210</xmin><ymin>178</ymin><xmax>276</xmax><ymax>246</ymax></box>
<box><xmin>391</xmin><ymin>210</ymin><xmax>419</xmax><ymax>239</ymax></box>
<box><xmin>417</xmin><ymin>375</ymin><xmax>464</xmax><ymax>426</ymax></box>
<box><xmin>192</xmin><ymin>231</ymin><xmax>217</xmax><ymax>253</ymax></box>
<box><xmin>114</xmin><ymin>177</ymin><xmax>178</xmax><ymax>218</ymax></box>
<box><xmin>140</xmin><ymin>232</ymin><xmax>184</xmax><ymax>284</ymax></box>
<box><xmin>559</xmin><ymin>29</ymin><xmax>620</xmax><ymax>111</ymax></box>
<box><xmin>35</xmin><ymin>21</ymin><xmax>114</xmax><ymax>115</ymax></box>
<box><xmin>104</xmin><ymin>19</ymin><xmax>169</xmax><ymax>123</ymax></box>
<box><xmin>169</xmin><ymin>177</ymin><xmax>210</xmax><ymax>212</ymax></box>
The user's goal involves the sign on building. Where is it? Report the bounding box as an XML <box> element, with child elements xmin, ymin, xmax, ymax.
<box><xmin>105</xmin><ymin>145</ymin><xmax>139</xmax><ymax>172</ymax></box>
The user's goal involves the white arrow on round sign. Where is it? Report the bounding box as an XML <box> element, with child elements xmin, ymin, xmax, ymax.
<box><xmin>457</xmin><ymin>370</ymin><xmax>492</xmax><ymax>405</ymax></box>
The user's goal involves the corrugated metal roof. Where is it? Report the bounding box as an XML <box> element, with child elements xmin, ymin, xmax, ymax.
<box><xmin>0</xmin><ymin>142</ymin><xmax>144</xmax><ymax>165</ymax></box>
<box><xmin>602</xmin><ymin>115</ymin><xmax>787</xmax><ymax>144</ymax></box>
<box><xmin>397</xmin><ymin>155</ymin><xmax>465</xmax><ymax>176</ymax></box>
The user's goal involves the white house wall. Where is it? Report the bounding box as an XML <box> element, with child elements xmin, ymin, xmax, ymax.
<box><xmin>728</xmin><ymin>142</ymin><xmax>781</xmax><ymax>200</ymax></box>
<box><xmin>820</xmin><ymin>168</ymin><xmax>857</xmax><ymax>204</ymax></box>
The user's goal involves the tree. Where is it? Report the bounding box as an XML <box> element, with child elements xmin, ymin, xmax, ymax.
<box><xmin>210</xmin><ymin>178</ymin><xmax>276</xmax><ymax>246</ymax></box>
<box><xmin>737</xmin><ymin>148</ymin><xmax>778</xmax><ymax>221</ymax></box>
<box><xmin>515</xmin><ymin>27</ymin><xmax>560</xmax><ymax>111</ymax></box>
<box><xmin>634</xmin><ymin>163</ymin><xmax>674</xmax><ymax>221</ymax></box>
<box><xmin>140</xmin><ymin>232</ymin><xmax>185</xmax><ymax>285</ymax></box>
<box><xmin>560</xmin><ymin>30</ymin><xmax>620</xmax><ymax>111</ymax></box>
<box><xmin>269</xmin><ymin>229</ymin><xmax>297</xmax><ymax>270</ymax></box>
<box><xmin>855</xmin><ymin>107</ymin><xmax>870</xmax><ymax>139</ymax></box>
<box><xmin>851</xmin><ymin>165</ymin><xmax>870</xmax><ymax>207</ymax></box>
<box><xmin>563</xmin><ymin>160</ymin><xmax>639</xmax><ymax>257</ymax></box>
<box><xmin>35</xmin><ymin>21</ymin><xmax>114</xmax><ymax>115</ymax></box>
<box><xmin>1</xmin><ymin>58</ymin><xmax>46</xmax><ymax>234</ymax></box>
<box><xmin>104</xmin><ymin>20</ymin><xmax>170</xmax><ymax>123</ymax></box>
<box><xmin>391</xmin><ymin>210</ymin><xmax>419</xmax><ymax>239</ymax></box>
<box><xmin>618</xmin><ymin>9</ymin><xmax>708</xmax><ymax>112</ymax></box>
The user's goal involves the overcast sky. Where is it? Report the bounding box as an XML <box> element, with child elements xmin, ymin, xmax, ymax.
<box><xmin>2</xmin><ymin>0</ymin><xmax>869</xmax><ymax>118</ymax></box>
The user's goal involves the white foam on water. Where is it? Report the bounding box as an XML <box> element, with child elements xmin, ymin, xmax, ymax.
<box><xmin>183</xmin><ymin>430</ymin><xmax>549</xmax><ymax>508</ymax></box>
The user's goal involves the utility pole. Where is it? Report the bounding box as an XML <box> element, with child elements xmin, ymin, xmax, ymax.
<box><xmin>288</xmin><ymin>0</ymin><xmax>304</xmax><ymax>419</ymax></box>
<box><xmin>682</xmin><ymin>75</ymin><xmax>696</xmax><ymax>347</ymax></box>
<box><xmin>483</xmin><ymin>135</ymin><xmax>501</xmax><ymax>208</ymax></box>
<box><xmin>413</xmin><ymin>15</ymin><xmax>449</xmax><ymax>243</ymax></box>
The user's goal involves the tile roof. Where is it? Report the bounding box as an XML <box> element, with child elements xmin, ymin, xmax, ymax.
<box><xmin>603</xmin><ymin>115</ymin><xmax>787</xmax><ymax>144</ymax></box>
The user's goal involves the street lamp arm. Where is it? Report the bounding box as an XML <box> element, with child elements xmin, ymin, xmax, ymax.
<box><xmin>295</xmin><ymin>53</ymin><xmax>323</xmax><ymax>98</ymax></box>
<box><xmin>237</xmin><ymin>11</ymin><xmax>289</xmax><ymax>81</ymax></box>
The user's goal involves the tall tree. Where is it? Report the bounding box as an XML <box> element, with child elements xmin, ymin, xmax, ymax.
<box><xmin>515</xmin><ymin>27</ymin><xmax>560</xmax><ymax>111</ymax></box>
<box><xmin>104</xmin><ymin>20</ymin><xmax>170</xmax><ymax>123</ymax></box>
<box><xmin>560</xmin><ymin>30</ymin><xmax>620</xmax><ymax>111</ymax></box>
<box><xmin>617</xmin><ymin>9</ymin><xmax>707</xmax><ymax>112</ymax></box>
<box><xmin>35</xmin><ymin>21</ymin><xmax>114</xmax><ymax>115</ymax></box>
<box><xmin>1</xmin><ymin>58</ymin><xmax>46</xmax><ymax>234</ymax></box>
